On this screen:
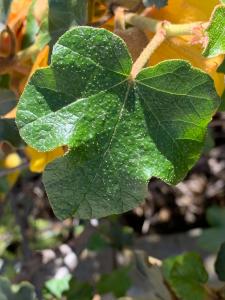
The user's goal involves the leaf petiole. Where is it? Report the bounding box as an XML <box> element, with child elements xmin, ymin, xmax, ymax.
<box><xmin>125</xmin><ymin>12</ymin><xmax>205</xmax><ymax>37</ymax></box>
<box><xmin>131</xmin><ymin>23</ymin><xmax>166</xmax><ymax>78</ymax></box>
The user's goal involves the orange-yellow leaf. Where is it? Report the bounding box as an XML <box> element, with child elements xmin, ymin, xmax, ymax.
<box><xmin>3</xmin><ymin>152</ymin><xmax>22</xmax><ymax>186</ymax></box>
<box><xmin>146</xmin><ymin>0</ymin><xmax>224</xmax><ymax>96</ymax></box>
<box><xmin>30</xmin><ymin>45</ymin><xmax>49</xmax><ymax>78</ymax></box>
<box><xmin>25</xmin><ymin>147</ymin><xmax>65</xmax><ymax>173</ymax></box>
<box><xmin>7</xmin><ymin>0</ymin><xmax>32</xmax><ymax>26</ymax></box>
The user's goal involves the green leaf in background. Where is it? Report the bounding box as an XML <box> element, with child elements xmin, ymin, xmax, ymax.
<box><xmin>16</xmin><ymin>27</ymin><xmax>219</xmax><ymax>220</ymax></box>
<box><xmin>162</xmin><ymin>252</ymin><xmax>208</xmax><ymax>300</ymax></box>
<box><xmin>198</xmin><ymin>206</ymin><xmax>225</xmax><ymax>252</ymax></box>
<box><xmin>0</xmin><ymin>75</ymin><xmax>10</xmax><ymax>89</ymax></box>
<box><xmin>220</xmin><ymin>0</ymin><xmax>225</xmax><ymax>4</ymax></box>
<box><xmin>142</xmin><ymin>0</ymin><xmax>168</xmax><ymax>8</ymax></box>
<box><xmin>22</xmin><ymin>0</ymin><xmax>50</xmax><ymax>52</ymax></box>
<box><xmin>97</xmin><ymin>267</ymin><xmax>131</xmax><ymax>297</ymax></box>
<box><xmin>0</xmin><ymin>119</ymin><xmax>23</xmax><ymax>148</ymax></box>
<box><xmin>48</xmin><ymin>0</ymin><xmax>88</xmax><ymax>45</ymax></box>
<box><xmin>215</xmin><ymin>242</ymin><xmax>225</xmax><ymax>281</ymax></box>
<box><xmin>206</xmin><ymin>205</ymin><xmax>225</xmax><ymax>227</ymax></box>
<box><xmin>0</xmin><ymin>90</ymin><xmax>16</xmax><ymax>116</ymax></box>
<box><xmin>22</xmin><ymin>0</ymin><xmax>39</xmax><ymax>49</ymax></box>
<box><xmin>0</xmin><ymin>176</ymin><xmax>9</xmax><ymax>194</ymax></box>
<box><xmin>87</xmin><ymin>232</ymin><xmax>109</xmax><ymax>251</ymax></box>
<box><xmin>203</xmin><ymin>5</ymin><xmax>225</xmax><ymax>58</ymax></box>
<box><xmin>0</xmin><ymin>0</ymin><xmax>11</xmax><ymax>22</ymax></box>
<box><xmin>0</xmin><ymin>277</ymin><xmax>37</xmax><ymax>300</ymax></box>
<box><xmin>64</xmin><ymin>278</ymin><xmax>94</xmax><ymax>300</ymax></box>
<box><xmin>44</xmin><ymin>275</ymin><xmax>71</xmax><ymax>299</ymax></box>
<box><xmin>131</xmin><ymin>251</ymin><xmax>172</xmax><ymax>300</ymax></box>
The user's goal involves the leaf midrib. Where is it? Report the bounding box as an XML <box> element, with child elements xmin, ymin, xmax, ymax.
<box><xmin>71</xmin><ymin>82</ymin><xmax>132</xmax><ymax>216</ymax></box>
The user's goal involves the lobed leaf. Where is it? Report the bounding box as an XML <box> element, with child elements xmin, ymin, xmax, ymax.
<box><xmin>16</xmin><ymin>27</ymin><xmax>220</xmax><ymax>219</ymax></box>
<box><xmin>162</xmin><ymin>253</ymin><xmax>208</xmax><ymax>300</ymax></box>
<box><xmin>203</xmin><ymin>5</ymin><xmax>225</xmax><ymax>58</ymax></box>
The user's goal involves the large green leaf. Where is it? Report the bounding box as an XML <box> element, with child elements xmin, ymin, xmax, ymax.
<box><xmin>203</xmin><ymin>5</ymin><xmax>225</xmax><ymax>58</ymax></box>
<box><xmin>162</xmin><ymin>253</ymin><xmax>208</xmax><ymax>300</ymax></box>
<box><xmin>16</xmin><ymin>27</ymin><xmax>219</xmax><ymax>219</ymax></box>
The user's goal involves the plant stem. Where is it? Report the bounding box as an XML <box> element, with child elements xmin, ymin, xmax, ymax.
<box><xmin>131</xmin><ymin>24</ymin><xmax>166</xmax><ymax>78</ymax></box>
<box><xmin>125</xmin><ymin>12</ymin><xmax>204</xmax><ymax>37</ymax></box>
<box><xmin>126</xmin><ymin>12</ymin><xmax>207</xmax><ymax>78</ymax></box>
<box><xmin>113</xmin><ymin>6</ymin><xmax>126</xmax><ymax>30</ymax></box>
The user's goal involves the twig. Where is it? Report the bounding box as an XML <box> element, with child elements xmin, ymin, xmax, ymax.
<box><xmin>89</xmin><ymin>0</ymin><xmax>143</xmax><ymax>27</ymax></box>
<box><xmin>141</xmin><ymin>5</ymin><xmax>156</xmax><ymax>17</ymax></box>
<box><xmin>205</xmin><ymin>285</ymin><xmax>222</xmax><ymax>300</ymax></box>
<box><xmin>125</xmin><ymin>12</ymin><xmax>204</xmax><ymax>37</ymax></box>
<box><xmin>131</xmin><ymin>23</ymin><xmax>166</xmax><ymax>78</ymax></box>
<box><xmin>113</xmin><ymin>6</ymin><xmax>126</xmax><ymax>30</ymax></box>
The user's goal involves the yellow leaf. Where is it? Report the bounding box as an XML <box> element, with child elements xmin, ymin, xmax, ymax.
<box><xmin>149</xmin><ymin>0</ymin><xmax>219</xmax><ymax>23</ymax></box>
<box><xmin>3</xmin><ymin>152</ymin><xmax>22</xmax><ymax>186</ymax></box>
<box><xmin>146</xmin><ymin>0</ymin><xmax>224</xmax><ymax>96</ymax></box>
<box><xmin>7</xmin><ymin>0</ymin><xmax>32</xmax><ymax>29</ymax></box>
<box><xmin>30</xmin><ymin>45</ymin><xmax>49</xmax><ymax>78</ymax></box>
<box><xmin>25</xmin><ymin>147</ymin><xmax>65</xmax><ymax>173</ymax></box>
